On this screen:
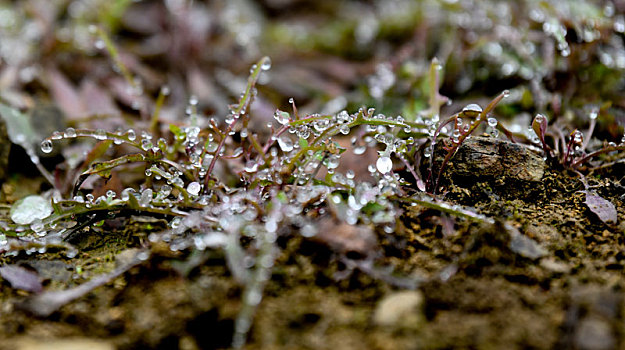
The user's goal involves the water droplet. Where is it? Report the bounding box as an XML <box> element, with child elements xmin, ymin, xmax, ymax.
<box><xmin>487</xmin><ymin>117</ymin><xmax>498</xmax><ymax>127</ymax></box>
<box><xmin>94</xmin><ymin>39</ymin><xmax>105</xmax><ymax>50</ymax></box>
<box><xmin>589</xmin><ymin>110</ymin><xmax>598</xmax><ymax>120</ymax></box>
<box><xmin>126</xmin><ymin>129</ymin><xmax>136</xmax><ymax>141</ymax></box>
<box><xmin>339</xmin><ymin>125</ymin><xmax>350</xmax><ymax>135</ymax></box>
<box><xmin>535</xmin><ymin>114</ymin><xmax>546</xmax><ymax>123</ymax></box>
<box><xmin>206</xmin><ymin>142</ymin><xmax>218</xmax><ymax>153</ymax></box>
<box><xmin>278</xmin><ymin>135</ymin><xmax>294</xmax><ymax>152</ymax></box>
<box><xmin>121</xmin><ymin>188</ymin><xmax>134</xmax><ymax>201</ymax></box>
<box><xmin>502</xmin><ymin>90</ymin><xmax>510</xmax><ymax>97</ymax></box>
<box><xmin>462</xmin><ymin>103</ymin><xmax>482</xmax><ymax>117</ymax></box>
<box><xmin>261</xmin><ymin>57</ymin><xmax>272</xmax><ymax>71</ymax></box>
<box><xmin>326</xmin><ymin>156</ymin><xmax>340</xmax><ymax>169</ymax></box>
<box><xmin>95</xmin><ymin>129</ymin><xmax>107</xmax><ymax>140</ymax></box>
<box><xmin>51</xmin><ymin>131</ymin><xmax>63</xmax><ymax>140</ymax></box>
<box><xmin>274</xmin><ymin>110</ymin><xmax>290</xmax><ymax>125</ymax></box>
<box><xmin>64</xmin><ymin>127</ymin><xmax>77</xmax><ymax>138</ymax></box>
<box><xmin>354</xmin><ymin>145</ymin><xmax>366</xmax><ymax>155</ymax></box>
<box><xmin>141</xmin><ymin>139</ymin><xmax>152</xmax><ymax>151</ymax></box>
<box><xmin>30</xmin><ymin>219</ymin><xmax>44</xmax><ymax>233</ymax></box>
<box><xmin>376</xmin><ymin>156</ymin><xmax>392</xmax><ymax>174</ymax></box>
<box><xmin>289</xmin><ymin>98</ymin><xmax>295</xmax><ymax>104</ymax></box>
<box><xmin>573</xmin><ymin>130</ymin><xmax>583</xmax><ymax>143</ymax></box>
<box><xmin>139</xmin><ymin>189</ymin><xmax>153</xmax><ymax>207</ymax></box>
<box><xmin>187</xmin><ymin>182</ymin><xmax>201</xmax><ymax>196</ymax></box>
<box><xmin>40</xmin><ymin>140</ymin><xmax>53</xmax><ymax>153</ymax></box>
<box><xmin>244</xmin><ymin>161</ymin><xmax>259</xmax><ymax>172</ymax></box>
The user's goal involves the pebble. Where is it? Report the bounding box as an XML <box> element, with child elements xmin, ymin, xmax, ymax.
<box><xmin>373</xmin><ymin>290</ymin><xmax>424</xmax><ymax>328</ymax></box>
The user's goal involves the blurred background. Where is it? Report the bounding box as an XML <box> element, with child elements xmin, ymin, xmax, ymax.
<box><xmin>1</xmin><ymin>0</ymin><xmax>624</xmax><ymax>154</ymax></box>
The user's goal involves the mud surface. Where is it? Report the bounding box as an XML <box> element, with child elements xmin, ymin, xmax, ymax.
<box><xmin>0</xmin><ymin>160</ymin><xmax>623</xmax><ymax>350</ymax></box>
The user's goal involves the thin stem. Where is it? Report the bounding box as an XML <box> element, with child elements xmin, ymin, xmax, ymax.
<box><xmin>150</xmin><ymin>87</ymin><xmax>168</xmax><ymax>136</ymax></box>
<box><xmin>398</xmin><ymin>154</ymin><xmax>424</xmax><ymax>191</ymax></box>
<box><xmin>94</xmin><ymin>26</ymin><xmax>136</xmax><ymax>90</ymax></box>
<box><xmin>570</xmin><ymin>145</ymin><xmax>625</xmax><ymax>168</ymax></box>
<box><xmin>204</xmin><ymin>57</ymin><xmax>269</xmax><ymax>192</ymax></box>
<box><xmin>432</xmin><ymin>90</ymin><xmax>509</xmax><ymax>193</ymax></box>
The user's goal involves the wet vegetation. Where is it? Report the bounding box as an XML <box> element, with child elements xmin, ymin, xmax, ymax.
<box><xmin>0</xmin><ymin>0</ymin><xmax>624</xmax><ymax>349</ymax></box>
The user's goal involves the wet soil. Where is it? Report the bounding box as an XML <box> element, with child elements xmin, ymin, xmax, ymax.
<box><xmin>0</xmin><ymin>160</ymin><xmax>624</xmax><ymax>350</ymax></box>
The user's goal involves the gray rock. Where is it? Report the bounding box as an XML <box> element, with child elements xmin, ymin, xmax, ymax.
<box><xmin>574</xmin><ymin>317</ymin><xmax>615</xmax><ymax>350</ymax></box>
<box><xmin>441</xmin><ymin>136</ymin><xmax>546</xmax><ymax>182</ymax></box>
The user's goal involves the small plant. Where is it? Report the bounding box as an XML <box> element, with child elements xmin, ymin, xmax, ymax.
<box><xmin>2</xmin><ymin>44</ymin><xmax>525</xmax><ymax>345</ymax></box>
<box><xmin>530</xmin><ymin>109</ymin><xmax>625</xmax><ymax>170</ymax></box>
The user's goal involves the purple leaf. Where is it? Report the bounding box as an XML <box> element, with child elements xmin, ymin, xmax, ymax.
<box><xmin>0</xmin><ymin>265</ymin><xmax>43</xmax><ymax>293</ymax></box>
<box><xmin>532</xmin><ymin>114</ymin><xmax>549</xmax><ymax>153</ymax></box>
<box><xmin>585</xmin><ymin>192</ymin><xmax>617</xmax><ymax>224</ymax></box>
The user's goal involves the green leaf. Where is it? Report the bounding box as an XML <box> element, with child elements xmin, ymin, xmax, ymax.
<box><xmin>0</xmin><ymin>103</ymin><xmax>37</xmax><ymax>147</ymax></box>
<box><xmin>169</xmin><ymin>124</ymin><xmax>185</xmax><ymax>140</ymax></box>
<box><xmin>276</xmin><ymin>191</ymin><xmax>288</xmax><ymax>203</ymax></box>
<box><xmin>298</xmin><ymin>137</ymin><xmax>308</xmax><ymax>149</ymax></box>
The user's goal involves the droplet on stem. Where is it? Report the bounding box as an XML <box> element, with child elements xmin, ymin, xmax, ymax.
<box><xmin>40</xmin><ymin>140</ymin><xmax>53</xmax><ymax>153</ymax></box>
<box><xmin>261</xmin><ymin>57</ymin><xmax>272</xmax><ymax>71</ymax></box>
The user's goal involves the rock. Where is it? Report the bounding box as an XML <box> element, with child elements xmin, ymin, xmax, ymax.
<box><xmin>373</xmin><ymin>290</ymin><xmax>424</xmax><ymax>328</ymax></box>
<box><xmin>574</xmin><ymin>317</ymin><xmax>615</xmax><ymax>350</ymax></box>
<box><xmin>438</xmin><ymin>136</ymin><xmax>546</xmax><ymax>182</ymax></box>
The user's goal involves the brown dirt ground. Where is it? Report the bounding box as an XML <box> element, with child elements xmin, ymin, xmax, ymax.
<box><xmin>0</xmin><ymin>160</ymin><xmax>624</xmax><ymax>350</ymax></box>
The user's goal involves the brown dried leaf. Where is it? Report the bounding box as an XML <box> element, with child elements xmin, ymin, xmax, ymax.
<box><xmin>79</xmin><ymin>79</ymin><xmax>120</xmax><ymax>117</ymax></box>
<box><xmin>47</xmin><ymin>68</ymin><xmax>86</xmax><ymax>119</ymax></box>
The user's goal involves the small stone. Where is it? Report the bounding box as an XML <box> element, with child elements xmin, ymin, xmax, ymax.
<box><xmin>574</xmin><ymin>317</ymin><xmax>615</xmax><ymax>350</ymax></box>
<box><xmin>373</xmin><ymin>290</ymin><xmax>424</xmax><ymax>328</ymax></box>
<box><xmin>444</xmin><ymin>137</ymin><xmax>546</xmax><ymax>182</ymax></box>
